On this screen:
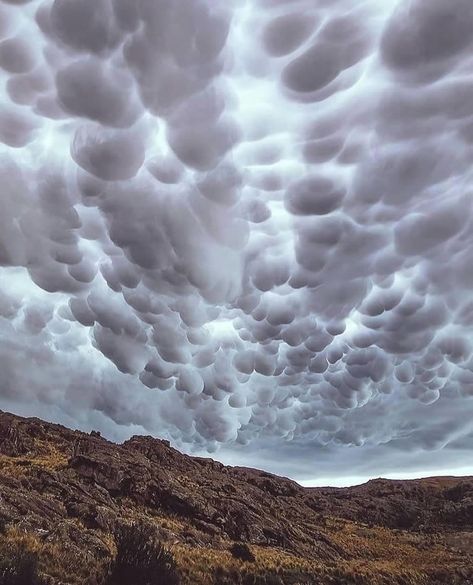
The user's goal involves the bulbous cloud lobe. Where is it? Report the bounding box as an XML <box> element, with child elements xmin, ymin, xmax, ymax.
<box><xmin>0</xmin><ymin>0</ymin><xmax>473</xmax><ymax>482</ymax></box>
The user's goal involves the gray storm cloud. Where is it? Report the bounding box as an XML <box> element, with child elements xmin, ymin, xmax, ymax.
<box><xmin>1</xmin><ymin>0</ymin><xmax>473</xmax><ymax>482</ymax></box>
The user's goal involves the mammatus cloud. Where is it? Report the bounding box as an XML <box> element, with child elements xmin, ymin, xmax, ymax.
<box><xmin>1</xmin><ymin>0</ymin><xmax>473</xmax><ymax>482</ymax></box>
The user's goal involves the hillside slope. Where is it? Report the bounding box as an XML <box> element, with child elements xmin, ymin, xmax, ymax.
<box><xmin>0</xmin><ymin>411</ymin><xmax>472</xmax><ymax>584</ymax></box>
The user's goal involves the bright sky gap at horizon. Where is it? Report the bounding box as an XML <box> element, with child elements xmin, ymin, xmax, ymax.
<box><xmin>1</xmin><ymin>0</ymin><xmax>473</xmax><ymax>486</ymax></box>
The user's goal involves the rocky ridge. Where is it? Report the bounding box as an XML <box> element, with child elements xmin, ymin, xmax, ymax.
<box><xmin>0</xmin><ymin>411</ymin><xmax>472</xmax><ymax>584</ymax></box>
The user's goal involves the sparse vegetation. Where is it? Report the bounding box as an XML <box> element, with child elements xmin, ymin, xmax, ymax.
<box><xmin>109</xmin><ymin>522</ymin><xmax>179</xmax><ymax>585</ymax></box>
<box><xmin>0</xmin><ymin>526</ymin><xmax>110</xmax><ymax>585</ymax></box>
<box><xmin>230</xmin><ymin>542</ymin><xmax>255</xmax><ymax>562</ymax></box>
<box><xmin>0</xmin><ymin>412</ymin><xmax>472</xmax><ymax>585</ymax></box>
<box><xmin>0</xmin><ymin>538</ymin><xmax>42</xmax><ymax>585</ymax></box>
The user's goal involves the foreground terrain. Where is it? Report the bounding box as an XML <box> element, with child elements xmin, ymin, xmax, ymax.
<box><xmin>0</xmin><ymin>411</ymin><xmax>472</xmax><ymax>584</ymax></box>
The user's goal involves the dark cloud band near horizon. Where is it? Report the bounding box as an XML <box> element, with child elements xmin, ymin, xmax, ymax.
<box><xmin>1</xmin><ymin>0</ymin><xmax>473</xmax><ymax>484</ymax></box>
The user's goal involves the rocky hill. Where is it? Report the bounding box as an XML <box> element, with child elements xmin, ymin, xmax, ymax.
<box><xmin>0</xmin><ymin>411</ymin><xmax>472</xmax><ymax>585</ymax></box>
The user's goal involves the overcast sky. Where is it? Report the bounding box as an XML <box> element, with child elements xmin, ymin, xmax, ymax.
<box><xmin>1</xmin><ymin>0</ymin><xmax>473</xmax><ymax>486</ymax></box>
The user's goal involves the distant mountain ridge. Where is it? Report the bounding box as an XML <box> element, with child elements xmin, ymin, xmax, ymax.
<box><xmin>0</xmin><ymin>410</ymin><xmax>472</xmax><ymax>584</ymax></box>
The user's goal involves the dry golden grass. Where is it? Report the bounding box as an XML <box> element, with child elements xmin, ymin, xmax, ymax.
<box><xmin>331</xmin><ymin>518</ymin><xmax>466</xmax><ymax>569</ymax></box>
<box><xmin>0</xmin><ymin>526</ymin><xmax>42</xmax><ymax>554</ymax></box>
<box><xmin>0</xmin><ymin>437</ymin><xmax>470</xmax><ymax>585</ymax></box>
<box><xmin>167</xmin><ymin>516</ymin><xmax>469</xmax><ymax>585</ymax></box>
<box><xmin>173</xmin><ymin>542</ymin><xmax>411</xmax><ymax>585</ymax></box>
<box><xmin>0</xmin><ymin>511</ymin><xmax>468</xmax><ymax>585</ymax></box>
<box><xmin>0</xmin><ymin>525</ymin><xmax>110</xmax><ymax>585</ymax></box>
<box><xmin>0</xmin><ymin>455</ymin><xmax>31</xmax><ymax>478</ymax></box>
<box><xmin>0</xmin><ymin>444</ymin><xmax>68</xmax><ymax>476</ymax></box>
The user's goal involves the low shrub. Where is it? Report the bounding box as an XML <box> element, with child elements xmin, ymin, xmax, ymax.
<box><xmin>109</xmin><ymin>522</ymin><xmax>179</xmax><ymax>585</ymax></box>
<box><xmin>230</xmin><ymin>542</ymin><xmax>255</xmax><ymax>562</ymax></box>
<box><xmin>0</xmin><ymin>543</ymin><xmax>42</xmax><ymax>585</ymax></box>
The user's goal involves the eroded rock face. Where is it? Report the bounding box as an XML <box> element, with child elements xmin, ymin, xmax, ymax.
<box><xmin>0</xmin><ymin>417</ymin><xmax>35</xmax><ymax>456</ymax></box>
<box><xmin>0</xmin><ymin>410</ymin><xmax>472</xmax><ymax>585</ymax></box>
<box><xmin>310</xmin><ymin>477</ymin><xmax>473</xmax><ymax>531</ymax></box>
